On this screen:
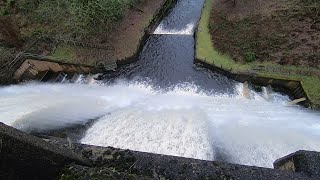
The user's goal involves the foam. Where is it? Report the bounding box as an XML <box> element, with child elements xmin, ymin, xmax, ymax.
<box><xmin>1</xmin><ymin>81</ymin><xmax>320</xmax><ymax>167</ymax></box>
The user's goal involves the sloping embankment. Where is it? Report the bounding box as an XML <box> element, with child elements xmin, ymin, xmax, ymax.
<box><xmin>195</xmin><ymin>0</ymin><xmax>320</xmax><ymax>109</ymax></box>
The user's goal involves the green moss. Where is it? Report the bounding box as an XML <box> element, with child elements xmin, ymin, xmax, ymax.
<box><xmin>196</xmin><ymin>0</ymin><xmax>320</xmax><ymax>109</ymax></box>
<box><xmin>52</xmin><ymin>44</ymin><xmax>76</xmax><ymax>62</ymax></box>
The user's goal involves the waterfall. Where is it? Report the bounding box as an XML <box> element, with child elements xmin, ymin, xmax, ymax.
<box><xmin>1</xmin><ymin>81</ymin><xmax>320</xmax><ymax>168</ymax></box>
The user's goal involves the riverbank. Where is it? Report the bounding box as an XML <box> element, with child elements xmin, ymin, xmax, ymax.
<box><xmin>0</xmin><ymin>0</ymin><xmax>174</xmax><ymax>84</ymax></box>
<box><xmin>195</xmin><ymin>0</ymin><xmax>320</xmax><ymax>109</ymax></box>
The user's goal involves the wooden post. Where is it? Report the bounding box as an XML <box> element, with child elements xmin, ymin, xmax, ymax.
<box><xmin>287</xmin><ymin>98</ymin><xmax>307</xmax><ymax>106</ymax></box>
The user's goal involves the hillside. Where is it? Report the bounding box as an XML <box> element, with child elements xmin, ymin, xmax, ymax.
<box><xmin>209</xmin><ymin>0</ymin><xmax>319</xmax><ymax>67</ymax></box>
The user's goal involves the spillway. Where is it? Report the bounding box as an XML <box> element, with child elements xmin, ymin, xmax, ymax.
<box><xmin>0</xmin><ymin>0</ymin><xmax>320</xmax><ymax>169</ymax></box>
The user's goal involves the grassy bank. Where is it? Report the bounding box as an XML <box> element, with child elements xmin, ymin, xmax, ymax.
<box><xmin>196</xmin><ymin>0</ymin><xmax>320</xmax><ymax>109</ymax></box>
<box><xmin>1</xmin><ymin>0</ymin><xmax>140</xmax><ymax>39</ymax></box>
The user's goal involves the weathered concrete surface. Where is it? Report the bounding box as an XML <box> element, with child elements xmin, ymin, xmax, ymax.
<box><xmin>14</xmin><ymin>59</ymin><xmax>98</xmax><ymax>82</ymax></box>
<box><xmin>274</xmin><ymin>150</ymin><xmax>320</xmax><ymax>179</ymax></box>
<box><xmin>195</xmin><ymin>59</ymin><xmax>311</xmax><ymax>108</ymax></box>
<box><xmin>0</xmin><ymin>123</ymin><xmax>90</xmax><ymax>180</ymax></box>
<box><xmin>1</xmin><ymin>123</ymin><xmax>319</xmax><ymax>180</ymax></box>
<box><xmin>45</xmin><ymin>136</ymin><xmax>315</xmax><ymax>180</ymax></box>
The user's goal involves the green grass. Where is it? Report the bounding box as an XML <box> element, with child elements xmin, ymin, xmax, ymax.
<box><xmin>196</xmin><ymin>0</ymin><xmax>320</xmax><ymax>109</ymax></box>
<box><xmin>51</xmin><ymin>44</ymin><xmax>76</xmax><ymax>62</ymax></box>
<box><xmin>2</xmin><ymin>0</ymin><xmax>141</xmax><ymax>39</ymax></box>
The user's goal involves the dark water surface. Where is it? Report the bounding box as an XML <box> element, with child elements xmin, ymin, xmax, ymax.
<box><xmin>103</xmin><ymin>35</ymin><xmax>235</xmax><ymax>94</ymax></box>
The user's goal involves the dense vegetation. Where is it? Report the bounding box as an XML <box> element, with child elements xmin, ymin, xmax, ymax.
<box><xmin>0</xmin><ymin>0</ymin><xmax>139</xmax><ymax>42</ymax></box>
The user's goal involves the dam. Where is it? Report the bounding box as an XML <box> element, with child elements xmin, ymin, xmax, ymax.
<box><xmin>1</xmin><ymin>0</ymin><xmax>320</xmax><ymax>171</ymax></box>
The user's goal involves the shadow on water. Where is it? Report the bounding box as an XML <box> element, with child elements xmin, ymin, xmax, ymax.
<box><xmin>31</xmin><ymin>116</ymin><xmax>103</xmax><ymax>142</ymax></box>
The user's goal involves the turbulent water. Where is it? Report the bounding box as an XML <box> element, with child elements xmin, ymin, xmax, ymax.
<box><xmin>1</xmin><ymin>82</ymin><xmax>320</xmax><ymax>168</ymax></box>
<box><xmin>153</xmin><ymin>0</ymin><xmax>204</xmax><ymax>35</ymax></box>
<box><xmin>1</xmin><ymin>0</ymin><xmax>320</xmax><ymax>169</ymax></box>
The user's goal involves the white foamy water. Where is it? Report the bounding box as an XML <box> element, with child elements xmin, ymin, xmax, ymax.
<box><xmin>153</xmin><ymin>22</ymin><xmax>195</xmax><ymax>35</ymax></box>
<box><xmin>1</xmin><ymin>82</ymin><xmax>320</xmax><ymax>168</ymax></box>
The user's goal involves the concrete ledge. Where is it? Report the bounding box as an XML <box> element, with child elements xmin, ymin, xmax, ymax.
<box><xmin>1</xmin><ymin>122</ymin><xmax>319</xmax><ymax>179</ymax></box>
<box><xmin>195</xmin><ymin>59</ymin><xmax>312</xmax><ymax>108</ymax></box>
<box><xmin>274</xmin><ymin>150</ymin><xmax>320</xmax><ymax>178</ymax></box>
<box><xmin>45</xmin><ymin>137</ymin><xmax>314</xmax><ymax>180</ymax></box>
<box><xmin>0</xmin><ymin>123</ymin><xmax>91</xmax><ymax>180</ymax></box>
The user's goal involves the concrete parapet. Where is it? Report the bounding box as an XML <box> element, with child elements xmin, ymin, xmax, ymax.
<box><xmin>0</xmin><ymin>123</ymin><xmax>90</xmax><ymax>180</ymax></box>
<box><xmin>274</xmin><ymin>150</ymin><xmax>320</xmax><ymax>179</ymax></box>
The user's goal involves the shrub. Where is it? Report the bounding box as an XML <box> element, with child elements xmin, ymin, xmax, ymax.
<box><xmin>67</xmin><ymin>0</ymin><xmax>127</xmax><ymax>35</ymax></box>
<box><xmin>2</xmin><ymin>0</ymin><xmax>139</xmax><ymax>38</ymax></box>
<box><xmin>0</xmin><ymin>0</ymin><xmax>15</xmax><ymax>16</ymax></box>
<box><xmin>244</xmin><ymin>51</ymin><xmax>256</xmax><ymax>63</ymax></box>
<box><xmin>29</xmin><ymin>0</ymin><xmax>137</xmax><ymax>37</ymax></box>
<box><xmin>16</xmin><ymin>0</ymin><xmax>41</xmax><ymax>14</ymax></box>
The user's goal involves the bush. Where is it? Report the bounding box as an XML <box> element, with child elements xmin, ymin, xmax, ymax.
<box><xmin>0</xmin><ymin>0</ymin><xmax>15</xmax><ymax>16</ymax></box>
<box><xmin>244</xmin><ymin>51</ymin><xmax>256</xmax><ymax>63</ymax></box>
<box><xmin>2</xmin><ymin>0</ymin><xmax>138</xmax><ymax>38</ymax></box>
<box><xmin>67</xmin><ymin>0</ymin><xmax>127</xmax><ymax>35</ymax></box>
<box><xmin>16</xmin><ymin>0</ymin><xmax>41</xmax><ymax>14</ymax></box>
<box><xmin>26</xmin><ymin>0</ymin><xmax>137</xmax><ymax>37</ymax></box>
